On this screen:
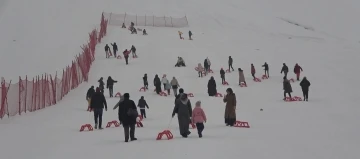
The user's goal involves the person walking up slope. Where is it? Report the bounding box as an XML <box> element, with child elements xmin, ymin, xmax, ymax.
<box><xmin>238</xmin><ymin>68</ymin><xmax>247</xmax><ymax>86</ymax></box>
<box><xmin>172</xmin><ymin>93</ymin><xmax>192</xmax><ymax>138</ymax></box>
<box><xmin>228</xmin><ymin>56</ymin><xmax>234</xmax><ymax>72</ymax></box>
<box><xmin>192</xmin><ymin>101</ymin><xmax>207</xmax><ymax>138</ymax></box>
<box><xmin>161</xmin><ymin>75</ymin><xmax>169</xmax><ymax>91</ymax></box>
<box><xmin>111</xmin><ymin>42</ymin><xmax>118</xmax><ymax>57</ymax></box>
<box><xmin>154</xmin><ymin>74</ymin><xmax>162</xmax><ymax>94</ymax></box>
<box><xmin>294</xmin><ymin>63</ymin><xmax>303</xmax><ymax>81</ymax></box>
<box><xmin>197</xmin><ymin>63</ymin><xmax>204</xmax><ymax>77</ymax></box>
<box><xmin>170</xmin><ymin>77</ymin><xmax>180</xmax><ymax>96</ymax></box>
<box><xmin>118</xmin><ymin>93</ymin><xmax>138</xmax><ymax>142</ymax></box>
<box><xmin>220</xmin><ymin>68</ymin><xmax>226</xmax><ymax>84</ymax></box>
<box><xmin>90</xmin><ymin>87</ymin><xmax>108</xmax><ymax>129</ymax></box>
<box><xmin>123</xmin><ymin>49</ymin><xmax>130</xmax><ymax>65</ymax></box>
<box><xmin>300</xmin><ymin>77</ymin><xmax>311</xmax><ymax>101</ymax></box>
<box><xmin>86</xmin><ymin>86</ymin><xmax>95</xmax><ymax>110</ymax></box>
<box><xmin>283</xmin><ymin>77</ymin><xmax>293</xmax><ymax>100</ymax></box>
<box><xmin>98</xmin><ymin>77</ymin><xmax>105</xmax><ymax>94</ymax></box>
<box><xmin>106</xmin><ymin>76</ymin><xmax>117</xmax><ymax>97</ymax></box>
<box><xmin>137</xmin><ymin>96</ymin><xmax>149</xmax><ymax>118</ymax></box>
<box><xmin>251</xmin><ymin>64</ymin><xmax>256</xmax><ymax>80</ymax></box>
<box><xmin>223</xmin><ymin>88</ymin><xmax>236</xmax><ymax>126</ymax></box>
<box><xmin>280</xmin><ymin>63</ymin><xmax>289</xmax><ymax>79</ymax></box>
<box><xmin>105</xmin><ymin>44</ymin><xmax>111</xmax><ymax>58</ymax></box>
<box><xmin>143</xmin><ymin>74</ymin><xmax>148</xmax><ymax>90</ymax></box>
<box><xmin>262</xmin><ymin>62</ymin><xmax>269</xmax><ymax>77</ymax></box>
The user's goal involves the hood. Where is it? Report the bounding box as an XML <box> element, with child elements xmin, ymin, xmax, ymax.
<box><xmin>179</xmin><ymin>93</ymin><xmax>189</xmax><ymax>105</ymax></box>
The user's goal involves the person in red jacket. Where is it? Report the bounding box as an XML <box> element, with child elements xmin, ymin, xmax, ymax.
<box><xmin>294</xmin><ymin>63</ymin><xmax>303</xmax><ymax>81</ymax></box>
<box><xmin>251</xmin><ymin>63</ymin><xmax>256</xmax><ymax>80</ymax></box>
<box><xmin>123</xmin><ymin>49</ymin><xmax>130</xmax><ymax>65</ymax></box>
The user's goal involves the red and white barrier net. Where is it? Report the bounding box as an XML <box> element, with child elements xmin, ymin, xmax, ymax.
<box><xmin>0</xmin><ymin>13</ymin><xmax>108</xmax><ymax>119</ymax></box>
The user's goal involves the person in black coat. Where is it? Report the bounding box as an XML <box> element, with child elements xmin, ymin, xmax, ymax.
<box><xmin>90</xmin><ymin>87</ymin><xmax>107</xmax><ymax>129</ymax></box>
<box><xmin>105</xmin><ymin>44</ymin><xmax>110</xmax><ymax>58</ymax></box>
<box><xmin>153</xmin><ymin>74</ymin><xmax>162</xmax><ymax>94</ymax></box>
<box><xmin>280</xmin><ymin>63</ymin><xmax>289</xmax><ymax>79</ymax></box>
<box><xmin>111</xmin><ymin>42</ymin><xmax>118</xmax><ymax>57</ymax></box>
<box><xmin>137</xmin><ymin>96</ymin><xmax>149</xmax><ymax>118</ymax></box>
<box><xmin>131</xmin><ymin>45</ymin><xmax>137</xmax><ymax>57</ymax></box>
<box><xmin>207</xmin><ymin>76</ymin><xmax>217</xmax><ymax>96</ymax></box>
<box><xmin>86</xmin><ymin>86</ymin><xmax>95</xmax><ymax>100</ymax></box>
<box><xmin>228</xmin><ymin>56</ymin><xmax>234</xmax><ymax>72</ymax></box>
<box><xmin>143</xmin><ymin>29</ymin><xmax>147</xmax><ymax>35</ymax></box>
<box><xmin>175</xmin><ymin>88</ymin><xmax>184</xmax><ymax>102</ymax></box>
<box><xmin>262</xmin><ymin>62</ymin><xmax>269</xmax><ymax>77</ymax></box>
<box><xmin>300</xmin><ymin>77</ymin><xmax>311</xmax><ymax>101</ymax></box>
<box><xmin>98</xmin><ymin>77</ymin><xmax>105</xmax><ymax>94</ymax></box>
<box><xmin>106</xmin><ymin>76</ymin><xmax>117</xmax><ymax>97</ymax></box>
<box><xmin>204</xmin><ymin>59</ymin><xmax>209</xmax><ymax>74</ymax></box>
<box><xmin>220</xmin><ymin>68</ymin><xmax>226</xmax><ymax>84</ymax></box>
<box><xmin>143</xmin><ymin>74</ymin><xmax>148</xmax><ymax>89</ymax></box>
<box><xmin>118</xmin><ymin>93</ymin><xmax>138</xmax><ymax>142</ymax></box>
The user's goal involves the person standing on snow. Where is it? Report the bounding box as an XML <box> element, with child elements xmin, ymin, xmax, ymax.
<box><xmin>223</xmin><ymin>88</ymin><xmax>236</xmax><ymax>126</ymax></box>
<box><xmin>131</xmin><ymin>45</ymin><xmax>137</xmax><ymax>57</ymax></box>
<box><xmin>170</xmin><ymin>77</ymin><xmax>180</xmax><ymax>96</ymax></box>
<box><xmin>105</xmin><ymin>44</ymin><xmax>111</xmax><ymax>58</ymax></box>
<box><xmin>123</xmin><ymin>49</ymin><xmax>130</xmax><ymax>65</ymax></box>
<box><xmin>206</xmin><ymin>57</ymin><xmax>211</xmax><ymax>71</ymax></box>
<box><xmin>251</xmin><ymin>64</ymin><xmax>256</xmax><ymax>80</ymax></box>
<box><xmin>118</xmin><ymin>93</ymin><xmax>138</xmax><ymax>142</ymax></box>
<box><xmin>207</xmin><ymin>76</ymin><xmax>217</xmax><ymax>96</ymax></box>
<box><xmin>238</xmin><ymin>68</ymin><xmax>247</xmax><ymax>86</ymax></box>
<box><xmin>153</xmin><ymin>74</ymin><xmax>162</xmax><ymax>94</ymax></box>
<box><xmin>189</xmin><ymin>30</ymin><xmax>193</xmax><ymax>40</ymax></box>
<box><xmin>111</xmin><ymin>42</ymin><xmax>118</xmax><ymax>57</ymax></box>
<box><xmin>164</xmin><ymin>79</ymin><xmax>171</xmax><ymax>95</ymax></box>
<box><xmin>90</xmin><ymin>87</ymin><xmax>107</xmax><ymax>129</ymax></box>
<box><xmin>283</xmin><ymin>77</ymin><xmax>293</xmax><ymax>100</ymax></box>
<box><xmin>197</xmin><ymin>63</ymin><xmax>204</xmax><ymax>77</ymax></box>
<box><xmin>172</xmin><ymin>93</ymin><xmax>192</xmax><ymax>138</ymax></box>
<box><xmin>262</xmin><ymin>62</ymin><xmax>269</xmax><ymax>77</ymax></box>
<box><xmin>122</xmin><ymin>23</ymin><xmax>126</xmax><ymax>28</ymax></box>
<box><xmin>143</xmin><ymin>29</ymin><xmax>147</xmax><ymax>35</ymax></box>
<box><xmin>106</xmin><ymin>76</ymin><xmax>117</xmax><ymax>98</ymax></box>
<box><xmin>143</xmin><ymin>74</ymin><xmax>148</xmax><ymax>90</ymax></box>
<box><xmin>220</xmin><ymin>68</ymin><xmax>226</xmax><ymax>84</ymax></box>
<box><xmin>293</xmin><ymin>63</ymin><xmax>303</xmax><ymax>81</ymax></box>
<box><xmin>161</xmin><ymin>75</ymin><xmax>169</xmax><ymax>91</ymax></box>
<box><xmin>299</xmin><ymin>77</ymin><xmax>311</xmax><ymax>101</ymax></box>
<box><xmin>280</xmin><ymin>63</ymin><xmax>289</xmax><ymax>79</ymax></box>
<box><xmin>178</xmin><ymin>31</ymin><xmax>183</xmax><ymax>39</ymax></box>
<box><xmin>86</xmin><ymin>86</ymin><xmax>95</xmax><ymax>109</ymax></box>
<box><xmin>137</xmin><ymin>96</ymin><xmax>149</xmax><ymax>118</ymax></box>
<box><xmin>204</xmin><ymin>58</ymin><xmax>209</xmax><ymax>74</ymax></box>
<box><xmin>192</xmin><ymin>101</ymin><xmax>207</xmax><ymax>138</ymax></box>
<box><xmin>98</xmin><ymin>77</ymin><xmax>105</xmax><ymax>94</ymax></box>
<box><xmin>228</xmin><ymin>56</ymin><xmax>234</xmax><ymax>72</ymax></box>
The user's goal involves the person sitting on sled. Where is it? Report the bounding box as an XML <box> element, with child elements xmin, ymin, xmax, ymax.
<box><xmin>175</xmin><ymin>57</ymin><xmax>186</xmax><ymax>67</ymax></box>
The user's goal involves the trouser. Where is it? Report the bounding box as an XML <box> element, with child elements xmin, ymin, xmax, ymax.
<box><xmin>113</xmin><ymin>50</ymin><xmax>117</xmax><ymax>57</ymax></box>
<box><xmin>302</xmin><ymin>89</ymin><xmax>309</xmax><ymax>100</ymax></box>
<box><xmin>123</xmin><ymin>124</ymin><xmax>136</xmax><ymax>141</ymax></box>
<box><xmin>284</xmin><ymin>72</ymin><xmax>288</xmax><ymax>79</ymax></box>
<box><xmin>264</xmin><ymin>70</ymin><xmax>269</xmax><ymax>77</ymax></box>
<box><xmin>196</xmin><ymin>123</ymin><xmax>204</xmax><ymax>136</ymax></box>
<box><xmin>144</xmin><ymin>82</ymin><xmax>148</xmax><ymax>89</ymax></box>
<box><xmin>296</xmin><ymin>72</ymin><xmax>300</xmax><ymax>81</ymax></box>
<box><xmin>163</xmin><ymin>84</ymin><xmax>166</xmax><ymax>90</ymax></box>
<box><xmin>225</xmin><ymin>118</ymin><xmax>236</xmax><ymax>126</ymax></box>
<box><xmin>106</xmin><ymin>50</ymin><xmax>109</xmax><ymax>58</ymax></box>
<box><xmin>93</xmin><ymin>108</ymin><xmax>103</xmax><ymax>128</ymax></box>
<box><xmin>284</xmin><ymin>91</ymin><xmax>292</xmax><ymax>98</ymax></box>
<box><xmin>125</xmin><ymin>57</ymin><xmax>129</xmax><ymax>64</ymax></box>
<box><xmin>132</xmin><ymin>50</ymin><xmax>137</xmax><ymax>57</ymax></box>
<box><xmin>229</xmin><ymin>64</ymin><xmax>234</xmax><ymax>71</ymax></box>
<box><xmin>251</xmin><ymin>73</ymin><xmax>255</xmax><ymax>79</ymax></box>
<box><xmin>173</xmin><ymin>88</ymin><xmax>178</xmax><ymax>96</ymax></box>
<box><xmin>221</xmin><ymin>77</ymin><xmax>225</xmax><ymax>84</ymax></box>
<box><xmin>100</xmin><ymin>87</ymin><xmax>104</xmax><ymax>94</ymax></box>
<box><xmin>108</xmin><ymin>86</ymin><xmax>113</xmax><ymax>97</ymax></box>
<box><xmin>140</xmin><ymin>109</ymin><xmax>146</xmax><ymax>118</ymax></box>
<box><xmin>198</xmin><ymin>71</ymin><xmax>203</xmax><ymax>77</ymax></box>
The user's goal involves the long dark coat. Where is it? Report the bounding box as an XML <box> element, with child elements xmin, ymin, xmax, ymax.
<box><xmin>154</xmin><ymin>76</ymin><xmax>162</xmax><ymax>93</ymax></box>
<box><xmin>283</xmin><ymin>80</ymin><xmax>293</xmax><ymax>93</ymax></box>
<box><xmin>172</xmin><ymin>94</ymin><xmax>192</xmax><ymax>135</ymax></box>
<box><xmin>223</xmin><ymin>93</ymin><xmax>236</xmax><ymax>119</ymax></box>
<box><xmin>300</xmin><ymin>78</ymin><xmax>311</xmax><ymax>91</ymax></box>
<box><xmin>207</xmin><ymin>78</ymin><xmax>217</xmax><ymax>96</ymax></box>
<box><xmin>118</xmin><ymin>98</ymin><xmax>137</xmax><ymax>126</ymax></box>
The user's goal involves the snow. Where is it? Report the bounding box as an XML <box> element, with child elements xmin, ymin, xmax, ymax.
<box><xmin>1</xmin><ymin>0</ymin><xmax>360</xmax><ymax>159</ymax></box>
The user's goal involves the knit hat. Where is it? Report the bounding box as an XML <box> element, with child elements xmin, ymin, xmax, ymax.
<box><xmin>124</xmin><ymin>93</ymin><xmax>130</xmax><ymax>99</ymax></box>
<box><xmin>195</xmin><ymin>101</ymin><xmax>201</xmax><ymax>107</ymax></box>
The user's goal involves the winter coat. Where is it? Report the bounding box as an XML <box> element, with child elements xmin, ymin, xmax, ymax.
<box><xmin>262</xmin><ymin>63</ymin><xmax>269</xmax><ymax>70</ymax></box>
<box><xmin>207</xmin><ymin>58</ymin><xmax>211</xmax><ymax>66</ymax></box>
<box><xmin>165</xmin><ymin>80</ymin><xmax>171</xmax><ymax>90</ymax></box>
<box><xmin>106</xmin><ymin>78</ymin><xmax>117</xmax><ymax>88</ymax></box>
<box><xmin>281</xmin><ymin>65</ymin><xmax>289</xmax><ymax>74</ymax></box>
<box><xmin>154</xmin><ymin>76</ymin><xmax>162</xmax><ymax>93</ymax></box>
<box><xmin>220</xmin><ymin>69</ymin><xmax>225</xmax><ymax>78</ymax></box>
<box><xmin>192</xmin><ymin>106</ymin><xmax>207</xmax><ymax>123</ymax></box>
<box><xmin>105</xmin><ymin>45</ymin><xmax>110</xmax><ymax>51</ymax></box>
<box><xmin>204</xmin><ymin>59</ymin><xmax>209</xmax><ymax>68</ymax></box>
<box><xmin>118</xmin><ymin>97</ymin><xmax>137</xmax><ymax>126</ymax></box>
<box><xmin>207</xmin><ymin>78</ymin><xmax>217</xmax><ymax>96</ymax></box>
<box><xmin>143</xmin><ymin>76</ymin><xmax>148</xmax><ymax>85</ymax></box>
<box><xmin>161</xmin><ymin>77</ymin><xmax>168</xmax><ymax>84</ymax></box>
<box><xmin>300</xmin><ymin>78</ymin><xmax>311</xmax><ymax>91</ymax></box>
<box><xmin>86</xmin><ymin>88</ymin><xmax>95</xmax><ymax>99</ymax></box>
<box><xmin>189</xmin><ymin>31</ymin><xmax>192</xmax><ymax>36</ymax></box>
<box><xmin>170</xmin><ymin>78</ymin><xmax>179</xmax><ymax>88</ymax></box>
<box><xmin>228</xmin><ymin>57</ymin><xmax>233</xmax><ymax>65</ymax></box>
<box><xmin>294</xmin><ymin>65</ymin><xmax>303</xmax><ymax>73</ymax></box>
<box><xmin>123</xmin><ymin>50</ymin><xmax>130</xmax><ymax>58</ymax></box>
<box><xmin>111</xmin><ymin>43</ymin><xmax>118</xmax><ymax>51</ymax></box>
<box><xmin>131</xmin><ymin>46</ymin><xmax>136</xmax><ymax>52</ymax></box>
<box><xmin>223</xmin><ymin>93</ymin><xmax>236</xmax><ymax>119</ymax></box>
<box><xmin>90</xmin><ymin>92</ymin><xmax>107</xmax><ymax>109</ymax></box>
<box><xmin>137</xmin><ymin>99</ymin><xmax>149</xmax><ymax>109</ymax></box>
<box><xmin>239</xmin><ymin>71</ymin><xmax>246</xmax><ymax>82</ymax></box>
<box><xmin>172</xmin><ymin>93</ymin><xmax>192</xmax><ymax>135</ymax></box>
<box><xmin>251</xmin><ymin>66</ymin><xmax>256</xmax><ymax>74</ymax></box>
<box><xmin>283</xmin><ymin>80</ymin><xmax>293</xmax><ymax>93</ymax></box>
<box><xmin>197</xmin><ymin>64</ymin><xmax>204</xmax><ymax>72</ymax></box>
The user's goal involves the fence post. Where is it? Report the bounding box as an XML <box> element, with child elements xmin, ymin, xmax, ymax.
<box><xmin>164</xmin><ymin>16</ymin><xmax>166</xmax><ymax>27</ymax></box>
<box><xmin>19</xmin><ymin>76</ymin><xmax>21</xmax><ymax>115</ymax></box>
<box><xmin>24</xmin><ymin>75</ymin><xmax>27</xmax><ymax>113</ymax></box>
<box><xmin>145</xmin><ymin>15</ymin><xmax>147</xmax><ymax>26</ymax></box>
<box><xmin>153</xmin><ymin>15</ymin><xmax>154</xmax><ymax>27</ymax></box>
<box><xmin>136</xmin><ymin>14</ymin><xmax>137</xmax><ymax>26</ymax></box>
<box><xmin>185</xmin><ymin>15</ymin><xmax>189</xmax><ymax>26</ymax></box>
<box><xmin>171</xmin><ymin>17</ymin><xmax>173</xmax><ymax>27</ymax></box>
<box><xmin>123</xmin><ymin>12</ymin><xmax>127</xmax><ymax>24</ymax></box>
<box><xmin>109</xmin><ymin>12</ymin><xmax>112</xmax><ymax>25</ymax></box>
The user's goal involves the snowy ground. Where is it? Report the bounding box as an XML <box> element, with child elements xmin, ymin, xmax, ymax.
<box><xmin>1</xmin><ymin>0</ymin><xmax>360</xmax><ymax>159</ymax></box>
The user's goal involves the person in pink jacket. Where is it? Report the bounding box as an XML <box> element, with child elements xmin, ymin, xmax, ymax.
<box><xmin>192</xmin><ymin>101</ymin><xmax>207</xmax><ymax>138</ymax></box>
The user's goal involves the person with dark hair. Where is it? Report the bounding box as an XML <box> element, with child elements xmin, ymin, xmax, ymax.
<box><xmin>294</xmin><ymin>63</ymin><xmax>303</xmax><ymax>81</ymax></box>
<box><xmin>251</xmin><ymin>64</ymin><xmax>256</xmax><ymax>80</ymax></box>
<box><xmin>106</xmin><ymin>76</ymin><xmax>117</xmax><ymax>97</ymax></box>
<box><xmin>172</xmin><ymin>93</ymin><xmax>192</xmax><ymax>138</ymax></box>
<box><xmin>283</xmin><ymin>77</ymin><xmax>293</xmax><ymax>100</ymax></box>
<box><xmin>300</xmin><ymin>77</ymin><xmax>311</xmax><ymax>101</ymax></box>
<box><xmin>123</xmin><ymin>49</ymin><xmax>130</xmax><ymax>65</ymax></box>
<box><xmin>110</xmin><ymin>42</ymin><xmax>118</xmax><ymax>57</ymax></box>
<box><xmin>189</xmin><ymin>30</ymin><xmax>193</xmax><ymax>40</ymax></box>
<box><xmin>118</xmin><ymin>93</ymin><xmax>138</xmax><ymax>142</ymax></box>
<box><xmin>170</xmin><ymin>77</ymin><xmax>180</xmax><ymax>96</ymax></box>
<box><xmin>207</xmin><ymin>76</ymin><xmax>217</xmax><ymax>96</ymax></box>
<box><xmin>131</xmin><ymin>45</ymin><xmax>137</xmax><ymax>57</ymax></box>
<box><xmin>137</xmin><ymin>96</ymin><xmax>149</xmax><ymax>118</ymax></box>
<box><xmin>104</xmin><ymin>44</ymin><xmax>110</xmax><ymax>58</ymax></box>
<box><xmin>262</xmin><ymin>62</ymin><xmax>269</xmax><ymax>77</ymax></box>
<box><xmin>228</xmin><ymin>56</ymin><xmax>234</xmax><ymax>72</ymax></box>
<box><xmin>153</xmin><ymin>74</ymin><xmax>162</xmax><ymax>94</ymax></box>
<box><xmin>204</xmin><ymin>58</ymin><xmax>209</xmax><ymax>74</ymax></box>
<box><xmin>143</xmin><ymin>29</ymin><xmax>147</xmax><ymax>35</ymax></box>
<box><xmin>281</xmin><ymin>63</ymin><xmax>289</xmax><ymax>79</ymax></box>
<box><xmin>122</xmin><ymin>23</ymin><xmax>126</xmax><ymax>28</ymax></box>
<box><xmin>223</xmin><ymin>88</ymin><xmax>236</xmax><ymax>126</ymax></box>
<box><xmin>143</xmin><ymin>74</ymin><xmax>148</xmax><ymax>90</ymax></box>
<box><xmin>90</xmin><ymin>87</ymin><xmax>107</xmax><ymax>129</ymax></box>
<box><xmin>98</xmin><ymin>77</ymin><xmax>105</xmax><ymax>94</ymax></box>
<box><xmin>238</xmin><ymin>68</ymin><xmax>247</xmax><ymax>86</ymax></box>
<box><xmin>175</xmin><ymin>88</ymin><xmax>184</xmax><ymax>100</ymax></box>
<box><xmin>220</xmin><ymin>68</ymin><xmax>226</xmax><ymax>84</ymax></box>
<box><xmin>86</xmin><ymin>86</ymin><xmax>95</xmax><ymax>110</ymax></box>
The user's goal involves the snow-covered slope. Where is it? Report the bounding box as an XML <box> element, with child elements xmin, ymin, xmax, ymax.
<box><xmin>1</xmin><ymin>0</ymin><xmax>360</xmax><ymax>159</ymax></box>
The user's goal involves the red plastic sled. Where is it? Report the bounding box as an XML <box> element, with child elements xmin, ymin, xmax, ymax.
<box><xmin>106</xmin><ymin>120</ymin><xmax>120</xmax><ymax>128</ymax></box>
<box><xmin>285</xmin><ymin>96</ymin><xmax>302</xmax><ymax>102</ymax></box>
<box><xmin>188</xmin><ymin>93</ymin><xmax>194</xmax><ymax>97</ymax></box>
<box><xmin>262</xmin><ymin>75</ymin><xmax>268</xmax><ymax>79</ymax></box>
<box><xmin>222</xmin><ymin>81</ymin><xmax>229</xmax><ymax>85</ymax></box>
<box><xmin>159</xmin><ymin>92</ymin><xmax>168</xmax><ymax>96</ymax></box>
<box><xmin>136</xmin><ymin>121</ymin><xmax>144</xmax><ymax>127</ymax></box>
<box><xmin>190</xmin><ymin>123</ymin><xmax>196</xmax><ymax>129</ymax></box>
<box><xmin>215</xmin><ymin>93</ymin><xmax>223</xmax><ymax>97</ymax></box>
<box><xmin>80</xmin><ymin>124</ymin><xmax>94</xmax><ymax>132</ymax></box>
<box><xmin>115</xmin><ymin>92</ymin><xmax>121</xmax><ymax>97</ymax></box>
<box><xmin>234</xmin><ymin>121</ymin><xmax>250</xmax><ymax>128</ymax></box>
<box><xmin>139</xmin><ymin>87</ymin><xmax>146</xmax><ymax>92</ymax></box>
<box><xmin>117</xmin><ymin>55</ymin><xmax>122</xmax><ymax>59</ymax></box>
<box><xmin>225</xmin><ymin>69</ymin><xmax>230</xmax><ymax>73</ymax></box>
<box><xmin>240</xmin><ymin>82</ymin><xmax>247</xmax><ymax>87</ymax></box>
<box><xmin>156</xmin><ymin>130</ymin><xmax>174</xmax><ymax>140</ymax></box>
<box><xmin>253</xmin><ymin>78</ymin><xmax>261</xmax><ymax>82</ymax></box>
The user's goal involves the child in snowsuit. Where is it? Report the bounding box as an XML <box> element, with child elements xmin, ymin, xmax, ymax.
<box><xmin>105</xmin><ymin>44</ymin><xmax>110</xmax><ymax>58</ymax></box>
<box><xmin>192</xmin><ymin>101</ymin><xmax>207</xmax><ymax>138</ymax></box>
<box><xmin>197</xmin><ymin>63</ymin><xmax>204</xmax><ymax>77</ymax></box>
<box><xmin>143</xmin><ymin>74</ymin><xmax>148</xmax><ymax>90</ymax></box>
<box><xmin>170</xmin><ymin>77</ymin><xmax>180</xmax><ymax>96</ymax></box>
<box><xmin>178</xmin><ymin>31</ymin><xmax>183</xmax><ymax>39</ymax></box>
<box><xmin>137</xmin><ymin>96</ymin><xmax>149</xmax><ymax>118</ymax></box>
<box><xmin>220</xmin><ymin>68</ymin><xmax>226</xmax><ymax>84</ymax></box>
<box><xmin>131</xmin><ymin>45</ymin><xmax>137</xmax><ymax>57</ymax></box>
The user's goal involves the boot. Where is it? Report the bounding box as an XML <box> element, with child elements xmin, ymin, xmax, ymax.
<box><xmin>94</xmin><ymin>123</ymin><xmax>98</xmax><ymax>129</ymax></box>
<box><xmin>131</xmin><ymin>138</ymin><xmax>137</xmax><ymax>141</ymax></box>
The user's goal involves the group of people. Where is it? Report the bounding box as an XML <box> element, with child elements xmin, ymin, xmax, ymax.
<box><xmin>150</xmin><ymin>74</ymin><xmax>180</xmax><ymax>96</ymax></box>
<box><xmin>104</xmin><ymin>43</ymin><xmax>138</xmax><ymax>65</ymax></box>
<box><xmin>122</xmin><ymin>22</ymin><xmax>148</xmax><ymax>35</ymax></box>
<box><xmin>178</xmin><ymin>30</ymin><xmax>192</xmax><ymax>40</ymax></box>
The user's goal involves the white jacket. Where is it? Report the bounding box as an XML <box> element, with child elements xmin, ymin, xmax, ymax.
<box><xmin>207</xmin><ymin>58</ymin><xmax>211</xmax><ymax>66</ymax></box>
<box><xmin>161</xmin><ymin>77</ymin><xmax>168</xmax><ymax>84</ymax></box>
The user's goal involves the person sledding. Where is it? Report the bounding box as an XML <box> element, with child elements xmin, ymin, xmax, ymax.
<box><xmin>131</xmin><ymin>27</ymin><xmax>137</xmax><ymax>34</ymax></box>
<box><xmin>175</xmin><ymin>57</ymin><xmax>186</xmax><ymax>67</ymax></box>
<box><xmin>143</xmin><ymin>29</ymin><xmax>147</xmax><ymax>35</ymax></box>
<box><xmin>123</xmin><ymin>49</ymin><xmax>130</xmax><ymax>65</ymax></box>
<box><xmin>131</xmin><ymin>45</ymin><xmax>137</xmax><ymax>57</ymax></box>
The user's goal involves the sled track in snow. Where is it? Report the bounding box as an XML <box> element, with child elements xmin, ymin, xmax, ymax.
<box><xmin>278</xmin><ymin>17</ymin><xmax>315</xmax><ymax>31</ymax></box>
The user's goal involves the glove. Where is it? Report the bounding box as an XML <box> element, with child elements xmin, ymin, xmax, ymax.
<box><xmin>105</xmin><ymin>108</ymin><xmax>108</xmax><ymax>111</ymax></box>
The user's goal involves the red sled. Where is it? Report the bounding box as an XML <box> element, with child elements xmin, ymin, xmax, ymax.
<box><xmin>188</xmin><ymin>93</ymin><xmax>194</xmax><ymax>97</ymax></box>
<box><xmin>136</xmin><ymin>121</ymin><xmax>144</xmax><ymax>127</ymax></box>
<box><xmin>138</xmin><ymin>115</ymin><xmax>143</xmax><ymax>121</ymax></box>
<box><xmin>190</xmin><ymin>123</ymin><xmax>196</xmax><ymax>129</ymax></box>
<box><xmin>115</xmin><ymin>92</ymin><xmax>121</xmax><ymax>97</ymax></box>
<box><xmin>253</xmin><ymin>78</ymin><xmax>261</xmax><ymax>82</ymax></box>
<box><xmin>215</xmin><ymin>93</ymin><xmax>223</xmax><ymax>97</ymax></box>
<box><xmin>117</xmin><ymin>55</ymin><xmax>122</xmax><ymax>59</ymax></box>
<box><xmin>156</xmin><ymin>130</ymin><xmax>174</xmax><ymax>140</ymax></box>
<box><xmin>225</xmin><ymin>69</ymin><xmax>230</xmax><ymax>73</ymax></box>
<box><xmin>234</xmin><ymin>121</ymin><xmax>250</xmax><ymax>128</ymax></box>
<box><xmin>194</xmin><ymin>67</ymin><xmax>199</xmax><ymax>71</ymax></box>
<box><xmin>262</xmin><ymin>75</ymin><xmax>268</xmax><ymax>79</ymax></box>
<box><xmin>80</xmin><ymin>124</ymin><xmax>94</xmax><ymax>132</ymax></box>
<box><xmin>285</xmin><ymin>96</ymin><xmax>302</xmax><ymax>102</ymax></box>
<box><xmin>159</xmin><ymin>92</ymin><xmax>168</xmax><ymax>96</ymax></box>
<box><xmin>139</xmin><ymin>87</ymin><xmax>146</xmax><ymax>92</ymax></box>
<box><xmin>87</xmin><ymin>107</ymin><xmax>92</xmax><ymax>112</ymax></box>
<box><xmin>222</xmin><ymin>81</ymin><xmax>229</xmax><ymax>85</ymax></box>
<box><xmin>106</xmin><ymin>120</ymin><xmax>120</xmax><ymax>128</ymax></box>
<box><xmin>208</xmin><ymin>69</ymin><xmax>214</xmax><ymax>73</ymax></box>
<box><xmin>289</xmin><ymin>78</ymin><xmax>295</xmax><ymax>82</ymax></box>
<box><xmin>240</xmin><ymin>82</ymin><xmax>247</xmax><ymax>87</ymax></box>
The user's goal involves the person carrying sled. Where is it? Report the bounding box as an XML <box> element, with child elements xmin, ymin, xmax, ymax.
<box><xmin>98</xmin><ymin>77</ymin><xmax>105</xmax><ymax>94</ymax></box>
<box><xmin>143</xmin><ymin>74</ymin><xmax>148</xmax><ymax>90</ymax></box>
<box><xmin>262</xmin><ymin>62</ymin><xmax>269</xmax><ymax>77</ymax></box>
<box><xmin>283</xmin><ymin>77</ymin><xmax>293</xmax><ymax>100</ymax></box>
<box><xmin>106</xmin><ymin>76</ymin><xmax>117</xmax><ymax>98</ymax></box>
<box><xmin>172</xmin><ymin>93</ymin><xmax>192</xmax><ymax>138</ymax></box>
<box><xmin>251</xmin><ymin>64</ymin><xmax>256</xmax><ymax>80</ymax></box>
<box><xmin>238</xmin><ymin>68</ymin><xmax>247</xmax><ymax>86</ymax></box>
<box><xmin>197</xmin><ymin>63</ymin><xmax>204</xmax><ymax>77</ymax></box>
<box><xmin>294</xmin><ymin>63</ymin><xmax>303</xmax><ymax>81</ymax></box>
<box><xmin>175</xmin><ymin>57</ymin><xmax>186</xmax><ymax>67</ymax></box>
<box><xmin>207</xmin><ymin>76</ymin><xmax>217</xmax><ymax>96</ymax></box>
<box><xmin>137</xmin><ymin>96</ymin><xmax>149</xmax><ymax>118</ymax></box>
<box><xmin>189</xmin><ymin>30</ymin><xmax>193</xmax><ymax>40</ymax></box>
<box><xmin>223</xmin><ymin>88</ymin><xmax>236</xmax><ymax>126</ymax></box>
<box><xmin>110</xmin><ymin>42</ymin><xmax>118</xmax><ymax>57</ymax></box>
<box><xmin>153</xmin><ymin>74</ymin><xmax>162</xmax><ymax>94</ymax></box>
<box><xmin>178</xmin><ymin>31</ymin><xmax>183</xmax><ymax>39</ymax></box>
<box><xmin>170</xmin><ymin>77</ymin><xmax>180</xmax><ymax>96</ymax></box>
<box><xmin>206</xmin><ymin>57</ymin><xmax>211</xmax><ymax>70</ymax></box>
<box><xmin>228</xmin><ymin>56</ymin><xmax>234</xmax><ymax>72</ymax></box>
<box><xmin>123</xmin><ymin>49</ymin><xmax>130</xmax><ymax>65</ymax></box>
<box><xmin>143</xmin><ymin>29</ymin><xmax>147</xmax><ymax>35</ymax></box>
<box><xmin>280</xmin><ymin>63</ymin><xmax>289</xmax><ymax>79</ymax></box>
<box><xmin>105</xmin><ymin>44</ymin><xmax>111</xmax><ymax>58</ymax></box>
<box><xmin>90</xmin><ymin>87</ymin><xmax>107</xmax><ymax>129</ymax></box>
<box><xmin>131</xmin><ymin>45</ymin><xmax>137</xmax><ymax>57</ymax></box>
<box><xmin>299</xmin><ymin>77</ymin><xmax>311</xmax><ymax>101</ymax></box>
<box><xmin>220</xmin><ymin>68</ymin><xmax>226</xmax><ymax>84</ymax></box>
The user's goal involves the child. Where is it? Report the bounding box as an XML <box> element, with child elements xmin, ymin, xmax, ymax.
<box><xmin>192</xmin><ymin>101</ymin><xmax>207</xmax><ymax>138</ymax></box>
<box><xmin>137</xmin><ymin>96</ymin><xmax>149</xmax><ymax>118</ymax></box>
